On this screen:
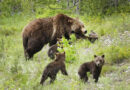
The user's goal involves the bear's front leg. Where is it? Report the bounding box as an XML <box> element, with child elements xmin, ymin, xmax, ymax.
<box><xmin>93</xmin><ymin>72</ymin><xmax>99</xmax><ymax>83</ymax></box>
<box><xmin>49</xmin><ymin>39</ymin><xmax>57</xmax><ymax>46</ymax></box>
<box><xmin>61</xmin><ymin>65</ymin><xmax>68</xmax><ymax>76</ymax></box>
<box><xmin>65</xmin><ymin>32</ymin><xmax>71</xmax><ymax>40</ymax></box>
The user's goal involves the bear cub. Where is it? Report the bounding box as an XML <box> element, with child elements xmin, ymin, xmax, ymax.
<box><xmin>40</xmin><ymin>52</ymin><xmax>68</xmax><ymax>84</ymax></box>
<box><xmin>78</xmin><ymin>55</ymin><xmax>105</xmax><ymax>83</ymax></box>
<box><xmin>48</xmin><ymin>44</ymin><xmax>58</xmax><ymax>59</ymax></box>
<box><xmin>88</xmin><ymin>30</ymin><xmax>98</xmax><ymax>43</ymax></box>
<box><xmin>48</xmin><ymin>38</ymin><xmax>63</xmax><ymax>59</ymax></box>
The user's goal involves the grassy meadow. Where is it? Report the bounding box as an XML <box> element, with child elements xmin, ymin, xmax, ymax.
<box><xmin>0</xmin><ymin>12</ymin><xmax>130</xmax><ymax>90</ymax></box>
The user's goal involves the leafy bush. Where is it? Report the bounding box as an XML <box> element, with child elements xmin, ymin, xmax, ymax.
<box><xmin>106</xmin><ymin>46</ymin><xmax>130</xmax><ymax>64</ymax></box>
<box><xmin>57</xmin><ymin>37</ymin><xmax>77</xmax><ymax>63</ymax></box>
<box><xmin>94</xmin><ymin>44</ymin><xmax>130</xmax><ymax>64</ymax></box>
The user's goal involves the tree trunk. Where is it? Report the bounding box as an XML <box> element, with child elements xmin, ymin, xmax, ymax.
<box><xmin>67</xmin><ymin>0</ymin><xmax>69</xmax><ymax>9</ymax></box>
<box><xmin>73</xmin><ymin>0</ymin><xmax>75</xmax><ymax>6</ymax></box>
<box><xmin>115</xmin><ymin>0</ymin><xmax>118</xmax><ymax>8</ymax></box>
<box><xmin>76</xmin><ymin>0</ymin><xmax>80</xmax><ymax>15</ymax></box>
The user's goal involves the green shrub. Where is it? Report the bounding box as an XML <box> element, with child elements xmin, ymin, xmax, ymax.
<box><xmin>57</xmin><ymin>37</ymin><xmax>77</xmax><ymax>63</ymax></box>
<box><xmin>94</xmin><ymin>44</ymin><xmax>130</xmax><ymax>64</ymax></box>
<box><xmin>101</xmin><ymin>65</ymin><xmax>117</xmax><ymax>75</ymax></box>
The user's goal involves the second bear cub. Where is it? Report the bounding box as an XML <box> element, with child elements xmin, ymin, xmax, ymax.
<box><xmin>40</xmin><ymin>52</ymin><xmax>68</xmax><ymax>84</ymax></box>
<box><xmin>78</xmin><ymin>55</ymin><xmax>105</xmax><ymax>83</ymax></box>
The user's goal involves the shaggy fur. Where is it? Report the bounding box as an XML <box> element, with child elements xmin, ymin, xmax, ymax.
<box><xmin>78</xmin><ymin>55</ymin><xmax>105</xmax><ymax>83</ymax></box>
<box><xmin>22</xmin><ymin>14</ymin><xmax>87</xmax><ymax>59</ymax></box>
<box><xmin>40</xmin><ymin>52</ymin><xmax>68</xmax><ymax>84</ymax></box>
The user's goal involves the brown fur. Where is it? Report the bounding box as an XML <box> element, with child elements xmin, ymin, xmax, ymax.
<box><xmin>22</xmin><ymin>14</ymin><xmax>87</xmax><ymax>59</ymax></box>
<box><xmin>40</xmin><ymin>52</ymin><xmax>68</xmax><ymax>84</ymax></box>
<box><xmin>78</xmin><ymin>55</ymin><xmax>105</xmax><ymax>83</ymax></box>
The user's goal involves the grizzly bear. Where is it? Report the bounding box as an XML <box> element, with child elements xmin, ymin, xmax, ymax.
<box><xmin>22</xmin><ymin>14</ymin><xmax>87</xmax><ymax>59</ymax></box>
<box><xmin>88</xmin><ymin>30</ymin><xmax>98</xmax><ymax>43</ymax></box>
<box><xmin>40</xmin><ymin>52</ymin><xmax>68</xmax><ymax>84</ymax></box>
<box><xmin>78</xmin><ymin>55</ymin><xmax>105</xmax><ymax>83</ymax></box>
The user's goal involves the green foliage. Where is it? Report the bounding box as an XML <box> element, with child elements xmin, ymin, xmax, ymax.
<box><xmin>101</xmin><ymin>65</ymin><xmax>117</xmax><ymax>75</ymax></box>
<box><xmin>80</xmin><ymin>0</ymin><xmax>130</xmax><ymax>15</ymax></box>
<box><xmin>58</xmin><ymin>37</ymin><xmax>77</xmax><ymax>63</ymax></box>
<box><xmin>0</xmin><ymin>0</ymin><xmax>129</xmax><ymax>17</ymax></box>
<box><xmin>106</xmin><ymin>46</ymin><xmax>130</xmax><ymax>64</ymax></box>
<box><xmin>93</xmin><ymin>39</ymin><xmax>130</xmax><ymax>64</ymax></box>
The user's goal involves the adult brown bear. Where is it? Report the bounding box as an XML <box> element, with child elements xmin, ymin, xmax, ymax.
<box><xmin>22</xmin><ymin>14</ymin><xmax>87</xmax><ymax>59</ymax></box>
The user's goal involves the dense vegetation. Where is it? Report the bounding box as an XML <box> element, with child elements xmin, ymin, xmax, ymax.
<box><xmin>0</xmin><ymin>0</ymin><xmax>130</xmax><ymax>90</ymax></box>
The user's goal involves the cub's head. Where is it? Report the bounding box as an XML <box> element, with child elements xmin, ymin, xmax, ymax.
<box><xmin>88</xmin><ymin>30</ymin><xmax>98</xmax><ymax>43</ymax></box>
<box><xmin>55</xmin><ymin>52</ymin><xmax>65</xmax><ymax>61</ymax></box>
<box><xmin>94</xmin><ymin>55</ymin><xmax>105</xmax><ymax>67</ymax></box>
<box><xmin>68</xmin><ymin>18</ymin><xmax>87</xmax><ymax>38</ymax></box>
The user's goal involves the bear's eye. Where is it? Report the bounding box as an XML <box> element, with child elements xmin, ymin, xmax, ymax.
<box><xmin>100</xmin><ymin>60</ymin><xmax>103</xmax><ymax>62</ymax></box>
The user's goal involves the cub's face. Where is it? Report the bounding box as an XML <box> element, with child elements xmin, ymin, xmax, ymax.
<box><xmin>94</xmin><ymin>55</ymin><xmax>105</xmax><ymax>67</ymax></box>
<box><xmin>56</xmin><ymin>52</ymin><xmax>65</xmax><ymax>61</ymax></box>
<box><xmin>68</xmin><ymin>18</ymin><xmax>87</xmax><ymax>36</ymax></box>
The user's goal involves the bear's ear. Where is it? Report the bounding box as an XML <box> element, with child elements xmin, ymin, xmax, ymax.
<box><xmin>102</xmin><ymin>55</ymin><xmax>105</xmax><ymax>58</ymax></box>
<box><xmin>56</xmin><ymin>53</ymin><xmax>59</xmax><ymax>56</ymax></box>
<box><xmin>94</xmin><ymin>55</ymin><xmax>97</xmax><ymax>58</ymax></box>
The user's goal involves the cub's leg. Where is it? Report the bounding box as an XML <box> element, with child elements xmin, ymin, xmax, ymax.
<box><xmin>49</xmin><ymin>74</ymin><xmax>56</xmax><ymax>83</ymax></box>
<box><xmin>78</xmin><ymin>72</ymin><xmax>88</xmax><ymax>82</ymax></box>
<box><xmin>61</xmin><ymin>65</ymin><xmax>68</xmax><ymax>75</ymax></box>
<box><xmin>40</xmin><ymin>74</ymin><xmax>48</xmax><ymax>85</ymax></box>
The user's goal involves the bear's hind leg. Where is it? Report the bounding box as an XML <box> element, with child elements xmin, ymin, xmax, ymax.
<box><xmin>49</xmin><ymin>75</ymin><xmax>56</xmax><ymax>84</ymax></box>
<box><xmin>82</xmin><ymin>75</ymin><xmax>88</xmax><ymax>82</ymax></box>
<box><xmin>40</xmin><ymin>75</ymin><xmax>48</xmax><ymax>85</ymax></box>
<box><xmin>79</xmin><ymin>73</ymin><xmax>88</xmax><ymax>82</ymax></box>
<box><xmin>26</xmin><ymin>38</ymin><xmax>44</xmax><ymax>59</ymax></box>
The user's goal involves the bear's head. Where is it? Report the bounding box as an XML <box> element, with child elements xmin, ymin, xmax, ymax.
<box><xmin>55</xmin><ymin>52</ymin><xmax>65</xmax><ymax>61</ymax></box>
<box><xmin>68</xmin><ymin>18</ymin><xmax>87</xmax><ymax>38</ymax></box>
<box><xmin>94</xmin><ymin>55</ymin><xmax>105</xmax><ymax>67</ymax></box>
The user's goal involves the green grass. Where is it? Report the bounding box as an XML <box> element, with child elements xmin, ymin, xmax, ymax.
<box><xmin>0</xmin><ymin>13</ymin><xmax>130</xmax><ymax>90</ymax></box>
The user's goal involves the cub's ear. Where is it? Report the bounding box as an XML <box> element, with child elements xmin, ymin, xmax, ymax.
<box><xmin>62</xmin><ymin>52</ymin><xmax>65</xmax><ymax>55</ymax></box>
<box><xmin>94</xmin><ymin>55</ymin><xmax>97</xmax><ymax>58</ymax></box>
<box><xmin>56</xmin><ymin>53</ymin><xmax>59</xmax><ymax>56</ymax></box>
<box><xmin>102</xmin><ymin>55</ymin><xmax>105</xmax><ymax>58</ymax></box>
